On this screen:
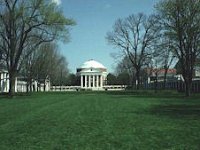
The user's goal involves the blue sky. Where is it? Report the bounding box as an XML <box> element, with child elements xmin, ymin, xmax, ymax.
<box><xmin>56</xmin><ymin>0</ymin><xmax>160</xmax><ymax>73</ymax></box>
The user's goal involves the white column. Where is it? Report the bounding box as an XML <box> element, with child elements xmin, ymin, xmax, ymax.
<box><xmin>6</xmin><ymin>73</ymin><xmax>9</xmax><ymax>92</ymax></box>
<box><xmin>100</xmin><ymin>75</ymin><xmax>103</xmax><ymax>87</ymax></box>
<box><xmin>97</xmin><ymin>75</ymin><xmax>99</xmax><ymax>88</ymax></box>
<box><xmin>81</xmin><ymin>75</ymin><xmax>83</xmax><ymax>88</ymax></box>
<box><xmin>93</xmin><ymin>75</ymin><xmax>95</xmax><ymax>87</ymax></box>
<box><xmin>85</xmin><ymin>75</ymin><xmax>87</xmax><ymax>88</ymax></box>
<box><xmin>89</xmin><ymin>75</ymin><xmax>91</xmax><ymax>88</ymax></box>
<box><xmin>4</xmin><ymin>73</ymin><xmax>6</xmax><ymax>92</ymax></box>
<box><xmin>0</xmin><ymin>73</ymin><xmax>2</xmax><ymax>92</ymax></box>
<box><xmin>15</xmin><ymin>77</ymin><xmax>18</xmax><ymax>92</ymax></box>
<box><xmin>3</xmin><ymin>73</ymin><xmax>6</xmax><ymax>92</ymax></box>
<box><xmin>1</xmin><ymin>73</ymin><xmax>3</xmax><ymax>90</ymax></box>
<box><xmin>147</xmin><ymin>77</ymin><xmax>150</xmax><ymax>84</ymax></box>
<box><xmin>0</xmin><ymin>72</ymin><xmax>2</xmax><ymax>86</ymax></box>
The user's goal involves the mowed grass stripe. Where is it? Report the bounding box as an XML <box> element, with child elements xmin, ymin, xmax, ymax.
<box><xmin>0</xmin><ymin>93</ymin><xmax>76</xmax><ymax>126</ymax></box>
<box><xmin>0</xmin><ymin>93</ymin><xmax>83</xmax><ymax>149</ymax></box>
<box><xmin>0</xmin><ymin>92</ymin><xmax>200</xmax><ymax>149</ymax></box>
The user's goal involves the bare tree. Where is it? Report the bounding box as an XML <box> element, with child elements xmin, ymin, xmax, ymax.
<box><xmin>154</xmin><ymin>37</ymin><xmax>176</xmax><ymax>89</ymax></box>
<box><xmin>107</xmin><ymin>13</ymin><xmax>160</xmax><ymax>89</ymax></box>
<box><xmin>22</xmin><ymin>43</ymin><xmax>54</xmax><ymax>91</ymax></box>
<box><xmin>21</xmin><ymin>42</ymin><xmax>69</xmax><ymax>92</ymax></box>
<box><xmin>115</xmin><ymin>56</ymin><xmax>135</xmax><ymax>86</ymax></box>
<box><xmin>151</xmin><ymin>59</ymin><xmax>160</xmax><ymax>93</ymax></box>
<box><xmin>156</xmin><ymin>0</ymin><xmax>200</xmax><ymax>96</ymax></box>
<box><xmin>0</xmin><ymin>0</ymin><xmax>74</xmax><ymax>96</ymax></box>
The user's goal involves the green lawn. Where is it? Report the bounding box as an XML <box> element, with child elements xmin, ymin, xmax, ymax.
<box><xmin>0</xmin><ymin>91</ymin><xmax>200</xmax><ymax>150</ymax></box>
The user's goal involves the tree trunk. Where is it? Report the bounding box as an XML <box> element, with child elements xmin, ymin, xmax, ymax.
<box><xmin>183</xmin><ymin>69</ymin><xmax>192</xmax><ymax>97</ymax></box>
<box><xmin>44</xmin><ymin>81</ymin><xmax>46</xmax><ymax>92</ymax></box>
<box><xmin>8</xmin><ymin>71</ymin><xmax>16</xmax><ymax>97</ymax></box>
<box><xmin>29</xmin><ymin>76</ymin><xmax>33</xmax><ymax>93</ymax></box>
<box><xmin>38</xmin><ymin>83</ymin><xmax>40</xmax><ymax>92</ymax></box>
<box><xmin>26</xmin><ymin>77</ymin><xmax>32</xmax><ymax>93</ymax></box>
<box><xmin>29</xmin><ymin>82</ymin><xmax>32</xmax><ymax>92</ymax></box>
<box><xmin>185</xmin><ymin>79</ymin><xmax>191</xmax><ymax>97</ymax></box>
<box><xmin>135</xmin><ymin>69</ymin><xmax>140</xmax><ymax>90</ymax></box>
<box><xmin>131</xmin><ymin>72</ymin><xmax>135</xmax><ymax>88</ymax></box>
<box><xmin>26</xmin><ymin>82</ymin><xmax>29</xmax><ymax>93</ymax></box>
<box><xmin>154</xmin><ymin>72</ymin><xmax>158</xmax><ymax>93</ymax></box>
<box><xmin>163</xmin><ymin>68</ymin><xmax>168</xmax><ymax>90</ymax></box>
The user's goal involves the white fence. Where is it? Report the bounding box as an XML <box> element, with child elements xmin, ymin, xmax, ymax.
<box><xmin>51</xmin><ymin>86</ymin><xmax>81</xmax><ymax>91</ymax></box>
<box><xmin>51</xmin><ymin>85</ymin><xmax>127</xmax><ymax>91</ymax></box>
<box><xmin>103</xmin><ymin>85</ymin><xmax>127</xmax><ymax>91</ymax></box>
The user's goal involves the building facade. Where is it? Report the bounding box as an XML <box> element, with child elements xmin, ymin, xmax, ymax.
<box><xmin>77</xmin><ymin>60</ymin><xmax>108</xmax><ymax>90</ymax></box>
<box><xmin>0</xmin><ymin>69</ymin><xmax>51</xmax><ymax>93</ymax></box>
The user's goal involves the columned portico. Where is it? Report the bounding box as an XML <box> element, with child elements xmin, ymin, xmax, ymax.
<box><xmin>77</xmin><ymin>60</ymin><xmax>108</xmax><ymax>91</ymax></box>
<box><xmin>80</xmin><ymin>74</ymin><xmax>104</xmax><ymax>89</ymax></box>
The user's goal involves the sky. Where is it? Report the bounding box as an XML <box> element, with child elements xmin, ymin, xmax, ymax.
<box><xmin>54</xmin><ymin>0</ymin><xmax>160</xmax><ymax>73</ymax></box>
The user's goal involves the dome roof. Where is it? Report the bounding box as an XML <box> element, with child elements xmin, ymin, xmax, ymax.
<box><xmin>79</xmin><ymin>59</ymin><xmax>106</xmax><ymax>69</ymax></box>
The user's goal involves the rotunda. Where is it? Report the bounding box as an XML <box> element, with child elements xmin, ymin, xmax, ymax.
<box><xmin>77</xmin><ymin>59</ymin><xmax>108</xmax><ymax>90</ymax></box>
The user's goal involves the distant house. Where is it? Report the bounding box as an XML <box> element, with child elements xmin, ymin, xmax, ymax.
<box><xmin>151</xmin><ymin>68</ymin><xmax>177</xmax><ymax>77</ymax></box>
<box><xmin>145</xmin><ymin>68</ymin><xmax>177</xmax><ymax>83</ymax></box>
<box><xmin>194</xmin><ymin>66</ymin><xmax>200</xmax><ymax>77</ymax></box>
<box><xmin>175</xmin><ymin>59</ymin><xmax>200</xmax><ymax>78</ymax></box>
<box><xmin>194</xmin><ymin>58</ymin><xmax>200</xmax><ymax>77</ymax></box>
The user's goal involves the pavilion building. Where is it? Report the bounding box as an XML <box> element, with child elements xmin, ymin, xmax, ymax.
<box><xmin>0</xmin><ymin>69</ymin><xmax>51</xmax><ymax>93</ymax></box>
<box><xmin>77</xmin><ymin>59</ymin><xmax>108</xmax><ymax>90</ymax></box>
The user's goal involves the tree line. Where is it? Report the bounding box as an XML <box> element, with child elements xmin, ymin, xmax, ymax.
<box><xmin>106</xmin><ymin>0</ymin><xmax>200</xmax><ymax>97</ymax></box>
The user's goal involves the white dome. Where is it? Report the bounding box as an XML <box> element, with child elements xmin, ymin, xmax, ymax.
<box><xmin>80</xmin><ymin>60</ymin><xmax>106</xmax><ymax>69</ymax></box>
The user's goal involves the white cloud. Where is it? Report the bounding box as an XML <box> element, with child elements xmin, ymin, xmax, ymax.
<box><xmin>52</xmin><ymin>0</ymin><xmax>61</xmax><ymax>5</ymax></box>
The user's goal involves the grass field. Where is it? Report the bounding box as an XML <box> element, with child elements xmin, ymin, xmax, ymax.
<box><xmin>0</xmin><ymin>91</ymin><xmax>200</xmax><ymax>150</ymax></box>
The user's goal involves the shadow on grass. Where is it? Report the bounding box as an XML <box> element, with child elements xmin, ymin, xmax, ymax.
<box><xmin>0</xmin><ymin>92</ymin><xmax>33</xmax><ymax>100</ymax></box>
<box><xmin>0</xmin><ymin>92</ymin><xmax>9</xmax><ymax>99</ymax></box>
<box><xmin>150</xmin><ymin>104</ymin><xmax>200</xmax><ymax>119</ymax></box>
<box><xmin>105</xmin><ymin>90</ymin><xmax>185</xmax><ymax>99</ymax></box>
